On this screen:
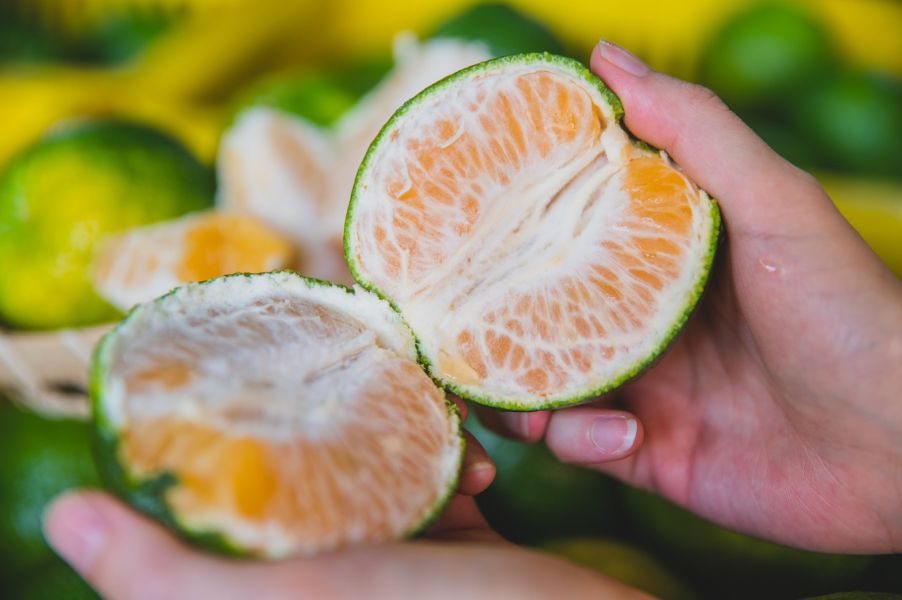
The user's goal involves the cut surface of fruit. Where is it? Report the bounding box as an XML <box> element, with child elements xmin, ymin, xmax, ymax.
<box><xmin>216</xmin><ymin>36</ymin><xmax>492</xmax><ymax>286</ymax></box>
<box><xmin>346</xmin><ymin>54</ymin><xmax>720</xmax><ymax>410</ymax></box>
<box><xmin>91</xmin><ymin>272</ymin><xmax>462</xmax><ymax>557</ymax></box>
<box><xmin>92</xmin><ymin>211</ymin><xmax>292</xmax><ymax>311</ymax></box>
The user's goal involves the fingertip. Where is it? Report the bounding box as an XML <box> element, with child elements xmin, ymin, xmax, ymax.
<box><xmin>477</xmin><ymin>408</ymin><xmax>549</xmax><ymax>443</ymax></box>
<box><xmin>546</xmin><ymin>408</ymin><xmax>643</xmax><ymax>465</ymax></box>
<box><xmin>458</xmin><ymin>431</ymin><xmax>496</xmax><ymax>496</ymax></box>
<box><xmin>43</xmin><ymin>490</ymin><xmax>112</xmax><ymax>576</ymax></box>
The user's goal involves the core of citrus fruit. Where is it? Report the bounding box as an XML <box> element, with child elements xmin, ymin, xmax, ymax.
<box><xmin>91</xmin><ymin>272</ymin><xmax>463</xmax><ymax>558</ymax></box>
<box><xmin>93</xmin><ymin>211</ymin><xmax>293</xmax><ymax>311</ymax></box>
<box><xmin>346</xmin><ymin>53</ymin><xmax>720</xmax><ymax>410</ymax></box>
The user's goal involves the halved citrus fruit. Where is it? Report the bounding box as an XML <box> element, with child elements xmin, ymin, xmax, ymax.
<box><xmin>92</xmin><ymin>211</ymin><xmax>293</xmax><ymax>312</ymax></box>
<box><xmin>91</xmin><ymin>272</ymin><xmax>463</xmax><ymax>557</ymax></box>
<box><xmin>345</xmin><ymin>54</ymin><xmax>721</xmax><ymax>410</ymax></box>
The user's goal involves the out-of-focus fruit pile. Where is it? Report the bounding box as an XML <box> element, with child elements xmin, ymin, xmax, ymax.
<box><xmin>0</xmin><ymin>2</ymin><xmax>899</xmax><ymax>598</ymax></box>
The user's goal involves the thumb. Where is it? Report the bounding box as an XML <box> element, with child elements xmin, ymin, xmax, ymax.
<box><xmin>590</xmin><ymin>40</ymin><xmax>833</xmax><ymax>237</ymax></box>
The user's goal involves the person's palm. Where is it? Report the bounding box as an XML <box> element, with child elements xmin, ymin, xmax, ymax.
<box><xmin>486</xmin><ymin>43</ymin><xmax>902</xmax><ymax>555</ymax></box>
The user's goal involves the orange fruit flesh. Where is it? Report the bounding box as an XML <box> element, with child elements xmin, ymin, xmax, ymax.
<box><xmin>109</xmin><ymin>294</ymin><xmax>455</xmax><ymax>555</ymax></box>
<box><xmin>176</xmin><ymin>213</ymin><xmax>293</xmax><ymax>282</ymax></box>
<box><xmin>351</xmin><ymin>68</ymin><xmax>708</xmax><ymax>402</ymax></box>
<box><xmin>93</xmin><ymin>213</ymin><xmax>293</xmax><ymax>311</ymax></box>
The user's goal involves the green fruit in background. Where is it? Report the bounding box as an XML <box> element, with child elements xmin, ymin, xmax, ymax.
<box><xmin>0</xmin><ymin>398</ymin><xmax>99</xmax><ymax>580</ymax></box>
<box><xmin>543</xmin><ymin>538</ymin><xmax>696</xmax><ymax>600</ymax></box>
<box><xmin>468</xmin><ymin>416</ymin><xmax>618</xmax><ymax>544</ymax></box>
<box><xmin>0</xmin><ymin>120</ymin><xmax>214</xmax><ymax>329</ymax></box>
<box><xmin>794</xmin><ymin>72</ymin><xmax>902</xmax><ymax>179</ymax></box>
<box><xmin>746</xmin><ymin>116</ymin><xmax>819</xmax><ymax>169</ymax></box>
<box><xmin>623</xmin><ymin>488</ymin><xmax>874</xmax><ymax>599</ymax></box>
<box><xmin>431</xmin><ymin>2</ymin><xmax>566</xmax><ymax>57</ymax></box>
<box><xmin>700</xmin><ymin>3</ymin><xmax>834</xmax><ymax>111</ymax></box>
<box><xmin>10</xmin><ymin>558</ymin><xmax>99</xmax><ymax>600</ymax></box>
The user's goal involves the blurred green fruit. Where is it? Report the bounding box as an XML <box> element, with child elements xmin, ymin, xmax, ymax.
<box><xmin>700</xmin><ymin>3</ymin><xmax>834</xmax><ymax>111</ymax></box>
<box><xmin>623</xmin><ymin>488</ymin><xmax>874</xmax><ymax>599</ymax></box>
<box><xmin>794</xmin><ymin>72</ymin><xmax>902</xmax><ymax>178</ymax></box>
<box><xmin>0</xmin><ymin>398</ymin><xmax>99</xmax><ymax>580</ymax></box>
<box><xmin>432</xmin><ymin>2</ymin><xmax>565</xmax><ymax>57</ymax></box>
<box><xmin>10</xmin><ymin>559</ymin><xmax>99</xmax><ymax>600</ymax></box>
<box><xmin>232</xmin><ymin>72</ymin><xmax>360</xmax><ymax>128</ymax></box>
<box><xmin>468</xmin><ymin>416</ymin><xmax>618</xmax><ymax>544</ymax></box>
<box><xmin>0</xmin><ymin>120</ymin><xmax>214</xmax><ymax>329</ymax></box>
<box><xmin>746</xmin><ymin>116</ymin><xmax>819</xmax><ymax>169</ymax></box>
<box><xmin>543</xmin><ymin>538</ymin><xmax>696</xmax><ymax>600</ymax></box>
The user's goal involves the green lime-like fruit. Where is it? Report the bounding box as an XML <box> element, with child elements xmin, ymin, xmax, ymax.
<box><xmin>700</xmin><ymin>3</ymin><xmax>834</xmax><ymax>111</ymax></box>
<box><xmin>10</xmin><ymin>559</ymin><xmax>99</xmax><ymax>600</ymax></box>
<box><xmin>431</xmin><ymin>2</ymin><xmax>565</xmax><ymax>57</ymax></box>
<box><xmin>231</xmin><ymin>71</ymin><xmax>360</xmax><ymax>129</ymax></box>
<box><xmin>468</xmin><ymin>416</ymin><xmax>618</xmax><ymax>543</ymax></box>
<box><xmin>794</xmin><ymin>72</ymin><xmax>902</xmax><ymax>178</ymax></box>
<box><xmin>345</xmin><ymin>53</ymin><xmax>720</xmax><ymax>409</ymax></box>
<box><xmin>746</xmin><ymin>116</ymin><xmax>819</xmax><ymax>169</ymax></box>
<box><xmin>91</xmin><ymin>272</ymin><xmax>463</xmax><ymax>558</ymax></box>
<box><xmin>0</xmin><ymin>398</ymin><xmax>99</xmax><ymax>580</ymax></box>
<box><xmin>0</xmin><ymin>120</ymin><xmax>214</xmax><ymax>329</ymax></box>
<box><xmin>542</xmin><ymin>538</ymin><xmax>696</xmax><ymax>600</ymax></box>
<box><xmin>623</xmin><ymin>487</ymin><xmax>874</xmax><ymax>598</ymax></box>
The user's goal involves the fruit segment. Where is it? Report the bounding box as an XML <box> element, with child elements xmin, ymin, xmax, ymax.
<box><xmin>93</xmin><ymin>211</ymin><xmax>293</xmax><ymax>311</ymax></box>
<box><xmin>347</xmin><ymin>55</ymin><xmax>720</xmax><ymax>409</ymax></box>
<box><xmin>92</xmin><ymin>272</ymin><xmax>462</xmax><ymax>557</ymax></box>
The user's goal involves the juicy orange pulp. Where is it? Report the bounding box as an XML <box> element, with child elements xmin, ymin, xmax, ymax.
<box><xmin>356</xmin><ymin>69</ymin><xmax>704</xmax><ymax>399</ymax></box>
<box><xmin>176</xmin><ymin>213</ymin><xmax>293</xmax><ymax>282</ymax></box>
<box><xmin>115</xmin><ymin>296</ymin><xmax>454</xmax><ymax>554</ymax></box>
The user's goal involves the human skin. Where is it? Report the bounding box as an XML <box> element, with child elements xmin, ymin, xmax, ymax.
<box><xmin>482</xmin><ymin>40</ymin><xmax>902</xmax><ymax>555</ymax></box>
<box><xmin>44</xmin><ymin>401</ymin><xmax>650</xmax><ymax>599</ymax></box>
<box><xmin>44</xmin><ymin>41</ymin><xmax>902</xmax><ymax>599</ymax></box>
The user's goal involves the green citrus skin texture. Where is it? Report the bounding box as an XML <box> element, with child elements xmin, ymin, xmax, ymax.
<box><xmin>345</xmin><ymin>53</ymin><xmax>721</xmax><ymax>411</ymax></box>
<box><xmin>0</xmin><ymin>398</ymin><xmax>99</xmax><ymax>582</ymax></box>
<box><xmin>0</xmin><ymin>120</ymin><xmax>214</xmax><ymax>329</ymax></box>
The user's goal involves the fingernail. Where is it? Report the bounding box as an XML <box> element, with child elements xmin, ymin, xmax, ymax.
<box><xmin>465</xmin><ymin>460</ymin><xmax>494</xmax><ymax>474</ymax></box>
<box><xmin>596</xmin><ymin>40</ymin><xmax>650</xmax><ymax>77</ymax></box>
<box><xmin>518</xmin><ymin>413</ymin><xmax>531</xmax><ymax>439</ymax></box>
<box><xmin>44</xmin><ymin>493</ymin><xmax>109</xmax><ymax>574</ymax></box>
<box><xmin>589</xmin><ymin>415</ymin><xmax>637</xmax><ymax>455</ymax></box>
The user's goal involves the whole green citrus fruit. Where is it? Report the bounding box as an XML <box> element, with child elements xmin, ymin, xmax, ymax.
<box><xmin>0</xmin><ymin>120</ymin><xmax>214</xmax><ymax>329</ymax></box>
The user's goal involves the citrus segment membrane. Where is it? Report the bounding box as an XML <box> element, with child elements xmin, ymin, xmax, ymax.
<box><xmin>93</xmin><ymin>211</ymin><xmax>293</xmax><ymax>312</ymax></box>
<box><xmin>346</xmin><ymin>54</ymin><xmax>719</xmax><ymax>409</ymax></box>
<box><xmin>92</xmin><ymin>273</ymin><xmax>462</xmax><ymax>557</ymax></box>
<box><xmin>216</xmin><ymin>36</ymin><xmax>492</xmax><ymax>286</ymax></box>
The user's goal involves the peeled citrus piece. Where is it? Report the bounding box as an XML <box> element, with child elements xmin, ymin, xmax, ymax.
<box><xmin>346</xmin><ymin>54</ymin><xmax>721</xmax><ymax>410</ymax></box>
<box><xmin>91</xmin><ymin>272</ymin><xmax>462</xmax><ymax>557</ymax></box>
<box><xmin>93</xmin><ymin>211</ymin><xmax>293</xmax><ymax>312</ymax></box>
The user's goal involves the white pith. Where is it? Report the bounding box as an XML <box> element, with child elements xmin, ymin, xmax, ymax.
<box><xmin>349</xmin><ymin>60</ymin><xmax>716</xmax><ymax>406</ymax></box>
<box><xmin>98</xmin><ymin>273</ymin><xmax>461</xmax><ymax>556</ymax></box>
<box><xmin>215</xmin><ymin>35</ymin><xmax>492</xmax><ymax>285</ymax></box>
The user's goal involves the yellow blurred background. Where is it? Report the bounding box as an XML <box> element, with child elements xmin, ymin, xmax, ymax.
<box><xmin>1</xmin><ymin>0</ymin><xmax>900</xmax><ymax>273</ymax></box>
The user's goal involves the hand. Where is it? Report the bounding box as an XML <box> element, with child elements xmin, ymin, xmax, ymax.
<box><xmin>480</xmin><ymin>40</ymin><xmax>902</xmax><ymax>555</ymax></box>
<box><xmin>43</xmin><ymin>402</ymin><xmax>648</xmax><ymax>600</ymax></box>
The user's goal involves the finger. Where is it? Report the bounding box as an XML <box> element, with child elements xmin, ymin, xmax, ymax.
<box><xmin>590</xmin><ymin>40</ymin><xmax>834</xmax><ymax>237</ymax></box>
<box><xmin>44</xmin><ymin>490</ymin><xmax>253</xmax><ymax>600</ymax></box>
<box><xmin>457</xmin><ymin>430</ymin><xmax>496</xmax><ymax>496</ymax></box>
<box><xmin>473</xmin><ymin>406</ymin><xmax>551</xmax><ymax>443</ymax></box>
<box><xmin>544</xmin><ymin>408</ymin><xmax>643</xmax><ymax>465</ymax></box>
<box><xmin>425</xmin><ymin>495</ymin><xmax>501</xmax><ymax>543</ymax></box>
<box><xmin>450</xmin><ymin>394</ymin><xmax>468</xmax><ymax>422</ymax></box>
